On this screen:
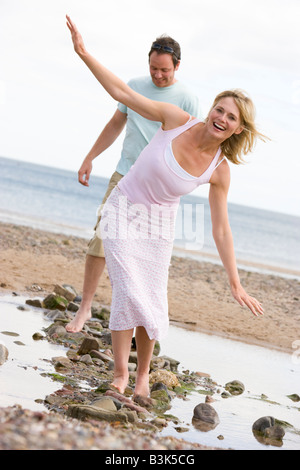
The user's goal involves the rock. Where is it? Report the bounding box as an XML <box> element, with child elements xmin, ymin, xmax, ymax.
<box><xmin>151</xmin><ymin>417</ymin><xmax>168</xmax><ymax>428</ymax></box>
<box><xmin>45</xmin><ymin>310</ymin><xmax>69</xmax><ymax>321</ymax></box>
<box><xmin>32</xmin><ymin>332</ymin><xmax>44</xmax><ymax>340</ymax></box>
<box><xmin>287</xmin><ymin>393</ymin><xmax>300</xmax><ymax>402</ymax></box>
<box><xmin>105</xmin><ymin>390</ymin><xmax>151</xmax><ymax>415</ymax></box>
<box><xmin>67</xmin><ymin>302</ymin><xmax>79</xmax><ymax>312</ymax></box>
<box><xmin>25</xmin><ymin>299</ymin><xmax>43</xmax><ymax>308</ymax></box>
<box><xmin>195</xmin><ymin>371</ymin><xmax>211</xmax><ymax>378</ymax></box>
<box><xmin>133</xmin><ymin>395</ymin><xmax>156</xmax><ymax>409</ymax></box>
<box><xmin>1</xmin><ymin>331</ymin><xmax>19</xmax><ymax>337</ymax></box>
<box><xmin>91</xmin><ymin>397</ymin><xmax>117</xmax><ymax>412</ymax></box>
<box><xmin>149</xmin><ymin>369</ymin><xmax>179</xmax><ymax>388</ymax></box>
<box><xmin>264</xmin><ymin>425</ymin><xmax>285</xmax><ymax>440</ymax></box>
<box><xmin>205</xmin><ymin>395</ymin><xmax>215</xmax><ymax>403</ymax></box>
<box><xmin>150</xmin><ymin>389</ymin><xmax>171</xmax><ymax>405</ymax></box>
<box><xmin>90</xmin><ymin>350</ymin><xmax>113</xmax><ymax>362</ymax></box>
<box><xmin>46</xmin><ymin>324</ymin><xmax>67</xmax><ymax>338</ymax></box>
<box><xmin>52</xmin><ymin>356</ymin><xmax>73</xmax><ymax>369</ymax></box>
<box><xmin>252</xmin><ymin>416</ymin><xmax>275</xmax><ymax>432</ymax></box>
<box><xmin>192</xmin><ymin>403</ymin><xmax>220</xmax><ymax>431</ymax></box>
<box><xmin>67</xmin><ymin>404</ymin><xmax>129</xmax><ymax>423</ymax></box>
<box><xmin>43</xmin><ymin>294</ymin><xmax>68</xmax><ymax>311</ymax></box>
<box><xmin>79</xmin><ymin>354</ymin><xmax>93</xmax><ymax>365</ymax></box>
<box><xmin>225</xmin><ymin>380</ymin><xmax>245</xmax><ymax>396</ymax></box>
<box><xmin>77</xmin><ymin>337</ymin><xmax>100</xmax><ymax>355</ymax></box>
<box><xmin>160</xmin><ymin>355</ymin><xmax>180</xmax><ymax>371</ymax></box>
<box><xmin>129</xmin><ymin>351</ymin><xmax>138</xmax><ymax>363</ymax></box>
<box><xmin>53</xmin><ymin>284</ymin><xmax>76</xmax><ymax>302</ymax></box>
<box><xmin>150</xmin><ymin>382</ymin><xmax>172</xmax><ymax>401</ymax></box>
<box><xmin>252</xmin><ymin>416</ymin><xmax>285</xmax><ymax>442</ymax></box>
<box><xmin>0</xmin><ymin>344</ymin><xmax>9</xmax><ymax>365</ymax></box>
<box><xmin>92</xmin><ymin>306</ymin><xmax>111</xmax><ymax>322</ymax></box>
<box><xmin>150</xmin><ymin>356</ymin><xmax>168</xmax><ymax>370</ymax></box>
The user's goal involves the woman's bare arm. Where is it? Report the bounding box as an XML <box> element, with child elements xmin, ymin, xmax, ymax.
<box><xmin>66</xmin><ymin>15</ymin><xmax>187</xmax><ymax>129</ymax></box>
<box><xmin>209</xmin><ymin>165</ymin><xmax>264</xmax><ymax>317</ymax></box>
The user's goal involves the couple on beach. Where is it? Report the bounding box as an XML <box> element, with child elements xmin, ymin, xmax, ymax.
<box><xmin>65</xmin><ymin>15</ymin><xmax>266</xmax><ymax>398</ymax></box>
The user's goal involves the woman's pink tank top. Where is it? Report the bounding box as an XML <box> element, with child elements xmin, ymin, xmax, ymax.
<box><xmin>118</xmin><ymin>118</ymin><xmax>224</xmax><ymax>209</ymax></box>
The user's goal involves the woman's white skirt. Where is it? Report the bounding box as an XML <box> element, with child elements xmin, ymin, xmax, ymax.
<box><xmin>99</xmin><ymin>186</ymin><xmax>177</xmax><ymax>341</ymax></box>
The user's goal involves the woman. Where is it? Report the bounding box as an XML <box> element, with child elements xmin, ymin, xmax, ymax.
<box><xmin>66</xmin><ymin>16</ymin><xmax>265</xmax><ymax>397</ymax></box>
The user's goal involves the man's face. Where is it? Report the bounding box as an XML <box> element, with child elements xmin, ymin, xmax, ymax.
<box><xmin>149</xmin><ymin>51</ymin><xmax>179</xmax><ymax>87</ymax></box>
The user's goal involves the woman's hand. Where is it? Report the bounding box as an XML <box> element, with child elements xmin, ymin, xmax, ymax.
<box><xmin>66</xmin><ymin>15</ymin><xmax>86</xmax><ymax>56</ymax></box>
<box><xmin>230</xmin><ymin>283</ymin><xmax>264</xmax><ymax>317</ymax></box>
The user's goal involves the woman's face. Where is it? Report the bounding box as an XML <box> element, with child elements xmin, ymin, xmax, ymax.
<box><xmin>208</xmin><ymin>97</ymin><xmax>243</xmax><ymax>139</ymax></box>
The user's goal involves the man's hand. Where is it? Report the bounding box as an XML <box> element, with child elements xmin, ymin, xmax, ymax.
<box><xmin>78</xmin><ymin>159</ymin><xmax>92</xmax><ymax>186</ymax></box>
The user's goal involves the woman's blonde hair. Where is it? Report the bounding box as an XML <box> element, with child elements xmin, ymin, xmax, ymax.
<box><xmin>206</xmin><ymin>89</ymin><xmax>268</xmax><ymax>164</ymax></box>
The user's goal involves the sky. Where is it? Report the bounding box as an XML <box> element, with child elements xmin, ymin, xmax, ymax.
<box><xmin>0</xmin><ymin>0</ymin><xmax>300</xmax><ymax>216</ymax></box>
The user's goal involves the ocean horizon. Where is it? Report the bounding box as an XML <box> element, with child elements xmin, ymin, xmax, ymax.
<box><xmin>1</xmin><ymin>156</ymin><xmax>300</xmax><ymax>280</ymax></box>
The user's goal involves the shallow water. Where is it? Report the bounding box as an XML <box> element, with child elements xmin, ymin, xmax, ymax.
<box><xmin>0</xmin><ymin>295</ymin><xmax>299</xmax><ymax>450</ymax></box>
<box><xmin>160</xmin><ymin>325</ymin><xmax>300</xmax><ymax>450</ymax></box>
<box><xmin>0</xmin><ymin>295</ymin><xmax>67</xmax><ymax>411</ymax></box>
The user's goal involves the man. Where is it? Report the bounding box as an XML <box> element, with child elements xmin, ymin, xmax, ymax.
<box><xmin>66</xmin><ymin>35</ymin><xmax>201</xmax><ymax>332</ymax></box>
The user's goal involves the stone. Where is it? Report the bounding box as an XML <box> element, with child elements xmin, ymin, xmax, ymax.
<box><xmin>193</xmin><ymin>403</ymin><xmax>220</xmax><ymax>431</ymax></box>
<box><xmin>43</xmin><ymin>294</ymin><xmax>68</xmax><ymax>311</ymax></box>
<box><xmin>160</xmin><ymin>355</ymin><xmax>180</xmax><ymax>371</ymax></box>
<box><xmin>252</xmin><ymin>416</ymin><xmax>285</xmax><ymax>441</ymax></box>
<box><xmin>67</xmin><ymin>404</ymin><xmax>129</xmax><ymax>423</ymax></box>
<box><xmin>47</xmin><ymin>324</ymin><xmax>67</xmax><ymax>338</ymax></box>
<box><xmin>91</xmin><ymin>397</ymin><xmax>117</xmax><ymax>412</ymax></box>
<box><xmin>149</xmin><ymin>369</ymin><xmax>179</xmax><ymax>388</ymax></box>
<box><xmin>77</xmin><ymin>337</ymin><xmax>100</xmax><ymax>355</ymax></box>
<box><xmin>150</xmin><ymin>382</ymin><xmax>172</xmax><ymax>401</ymax></box>
<box><xmin>90</xmin><ymin>350</ymin><xmax>113</xmax><ymax>362</ymax></box>
<box><xmin>52</xmin><ymin>356</ymin><xmax>73</xmax><ymax>369</ymax></box>
<box><xmin>287</xmin><ymin>393</ymin><xmax>300</xmax><ymax>402</ymax></box>
<box><xmin>79</xmin><ymin>354</ymin><xmax>93</xmax><ymax>365</ymax></box>
<box><xmin>225</xmin><ymin>380</ymin><xmax>245</xmax><ymax>396</ymax></box>
<box><xmin>265</xmin><ymin>425</ymin><xmax>285</xmax><ymax>440</ymax></box>
<box><xmin>25</xmin><ymin>299</ymin><xmax>43</xmax><ymax>308</ymax></box>
<box><xmin>32</xmin><ymin>332</ymin><xmax>44</xmax><ymax>340</ymax></box>
<box><xmin>195</xmin><ymin>371</ymin><xmax>211</xmax><ymax>378</ymax></box>
<box><xmin>252</xmin><ymin>416</ymin><xmax>275</xmax><ymax>432</ymax></box>
<box><xmin>0</xmin><ymin>344</ymin><xmax>9</xmax><ymax>365</ymax></box>
<box><xmin>150</xmin><ymin>356</ymin><xmax>170</xmax><ymax>370</ymax></box>
<box><xmin>53</xmin><ymin>284</ymin><xmax>76</xmax><ymax>302</ymax></box>
<box><xmin>67</xmin><ymin>302</ymin><xmax>79</xmax><ymax>312</ymax></box>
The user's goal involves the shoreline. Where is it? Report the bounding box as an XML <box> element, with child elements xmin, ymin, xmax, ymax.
<box><xmin>1</xmin><ymin>221</ymin><xmax>300</xmax><ymax>353</ymax></box>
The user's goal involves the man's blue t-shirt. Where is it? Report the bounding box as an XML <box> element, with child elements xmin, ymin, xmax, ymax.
<box><xmin>115</xmin><ymin>76</ymin><xmax>202</xmax><ymax>176</ymax></box>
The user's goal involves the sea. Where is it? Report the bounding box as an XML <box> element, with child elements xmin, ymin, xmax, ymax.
<box><xmin>1</xmin><ymin>155</ymin><xmax>299</xmax><ymax>279</ymax></box>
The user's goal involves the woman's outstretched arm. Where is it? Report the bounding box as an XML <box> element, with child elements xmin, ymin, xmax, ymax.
<box><xmin>209</xmin><ymin>165</ymin><xmax>264</xmax><ymax>317</ymax></box>
<box><xmin>66</xmin><ymin>15</ymin><xmax>187</xmax><ymax>128</ymax></box>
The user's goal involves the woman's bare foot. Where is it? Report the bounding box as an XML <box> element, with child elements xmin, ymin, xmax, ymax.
<box><xmin>66</xmin><ymin>307</ymin><xmax>91</xmax><ymax>333</ymax></box>
<box><xmin>111</xmin><ymin>373</ymin><xmax>129</xmax><ymax>394</ymax></box>
<box><xmin>134</xmin><ymin>372</ymin><xmax>150</xmax><ymax>397</ymax></box>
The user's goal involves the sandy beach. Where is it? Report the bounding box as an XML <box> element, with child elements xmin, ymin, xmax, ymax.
<box><xmin>1</xmin><ymin>221</ymin><xmax>299</xmax><ymax>353</ymax></box>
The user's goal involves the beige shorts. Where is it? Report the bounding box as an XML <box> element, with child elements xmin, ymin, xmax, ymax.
<box><xmin>87</xmin><ymin>171</ymin><xmax>123</xmax><ymax>258</ymax></box>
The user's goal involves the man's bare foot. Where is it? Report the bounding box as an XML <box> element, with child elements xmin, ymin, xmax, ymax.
<box><xmin>65</xmin><ymin>307</ymin><xmax>91</xmax><ymax>333</ymax></box>
<box><xmin>134</xmin><ymin>372</ymin><xmax>150</xmax><ymax>397</ymax></box>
